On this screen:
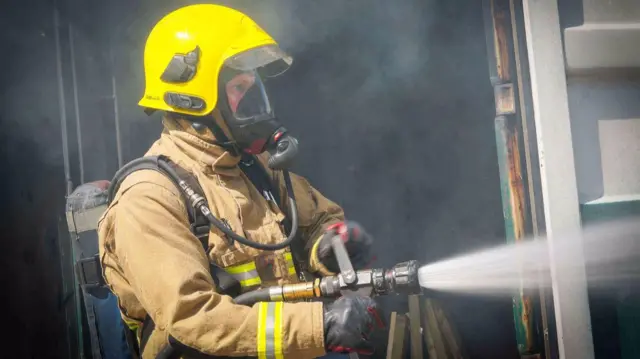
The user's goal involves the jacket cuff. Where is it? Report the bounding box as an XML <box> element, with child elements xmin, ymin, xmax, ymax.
<box><xmin>282</xmin><ymin>301</ymin><xmax>326</xmax><ymax>358</ymax></box>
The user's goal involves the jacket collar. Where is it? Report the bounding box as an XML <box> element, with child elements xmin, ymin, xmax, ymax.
<box><xmin>153</xmin><ymin>116</ymin><xmax>242</xmax><ymax>176</ymax></box>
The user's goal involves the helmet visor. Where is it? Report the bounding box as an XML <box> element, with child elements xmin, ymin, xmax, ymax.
<box><xmin>224</xmin><ymin>70</ymin><xmax>272</xmax><ymax>121</ymax></box>
<box><xmin>224</xmin><ymin>44</ymin><xmax>293</xmax><ymax>78</ymax></box>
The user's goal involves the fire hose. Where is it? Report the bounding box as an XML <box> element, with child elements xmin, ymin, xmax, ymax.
<box><xmin>233</xmin><ymin>259</ymin><xmax>420</xmax><ymax>305</ymax></box>
<box><xmin>214</xmin><ymin>234</ymin><xmax>420</xmax><ymax>359</ymax></box>
<box><xmin>233</xmin><ymin>234</ymin><xmax>421</xmax><ymax>306</ymax></box>
<box><xmin>231</xmin><ymin>236</ymin><xmax>420</xmax><ymax>359</ymax></box>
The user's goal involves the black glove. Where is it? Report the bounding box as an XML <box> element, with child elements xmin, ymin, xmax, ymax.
<box><xmin>316</xmin><ymin>221</ymin><xmax>373</xmax><ymax>273</ymax></box>
<box><xmin>323</xmin><ymin>294</ymin><xmax>384</xmax><ymax>355</ymax></box>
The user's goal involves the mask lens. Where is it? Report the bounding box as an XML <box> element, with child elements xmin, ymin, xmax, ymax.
<box><xmin>225</xmin><ymin>71</ymin><xmax>271</xmax><ymax>120</ymax></box>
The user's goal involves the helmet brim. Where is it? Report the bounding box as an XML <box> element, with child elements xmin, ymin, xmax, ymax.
<box><xmin>224</xmin><ymin>44</ymin><xmax>293</xmax><ymax>78</ymax></box>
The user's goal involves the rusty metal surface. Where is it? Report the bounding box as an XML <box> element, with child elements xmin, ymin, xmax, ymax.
<box><xmin>494</xmin><ymin>83</ymin><xmax>516</xmax><ymax>115</ymax></box>
<box><xmin>490</xmin><ymin>0</ymin><xmax>512</xmax><ymax>82</ymax></box>
<box><xmin>507</xmin><ymin>0</ymin><xmax>554</xmax><ymax>355</ymax></box>
<box><xmin>495</xmin><ymin>107</ymin><xmax>536</xmax><ymax>356</ymax></box>
<box><xmin>483</xmin><ymin>0</ymin><xmax>542</xmax><ymax>357</ymax></box>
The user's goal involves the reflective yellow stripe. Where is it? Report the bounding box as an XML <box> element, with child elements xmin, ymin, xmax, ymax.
<box><xmin>226</xmin><ymin>261</ymin><xmax>262</xmax><ymax>288</ymax></box>
<box><xmin>273</xmin><ymin>302</ymin><xmax>284</xmax><ymax>359</ymax></box>
<box><xmin>241</xmin><ymin>277</ymin><xmax>262</xmax><ymax>287</ymax></box>
<box><xmin>122</xmin><ymin>317</ymin><xmax>140</xmax><ymax>332</ymax></box>
<box><xmin>257</xmin><ymin>303</ymin><xmax>267</xmax><ymax>358</ymax></box>
<box><xmin>284</xmin><ymin>252</ymin><xmax>297</xmax><ymax>276</ymax></box>
<box><xmin>227</xmin><ymin>252</ymin><xmax>298</xmax><ymax>288</ymax></box>
<box><xmin>257</xmin><ymin>302</ymin><xmax>284</xmax><ymax>359</ymax></box>
<box><xmin>226</xmin><ymin>261</ymin><xmax>257</xmax><ymax>274</ymax></box>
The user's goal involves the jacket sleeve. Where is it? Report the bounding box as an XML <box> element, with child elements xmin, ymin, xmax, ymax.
<box><xmin>99</xmin><ymin>171</ymin><xmax>326</xmax><ymax>358</ymax></box>
<box><xmin>271</xmin><ymin>168</ymin><xmax>346</xmax><ymax>276</ymax></box>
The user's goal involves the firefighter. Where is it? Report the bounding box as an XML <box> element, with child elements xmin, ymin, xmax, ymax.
<box><xmin>97</xmin><ymin>4</ymin><xmax>380</xmax><ymax>359</ymax></box>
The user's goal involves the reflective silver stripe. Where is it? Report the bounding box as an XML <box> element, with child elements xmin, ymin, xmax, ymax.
<box><xmin>229</xmin><ymin>270</ymin><xmax>261</xmax><ymax>287</ymax></box>
<box><xmin>229</xmin><ymin>269</ymin><xmax>260</xmax><ymax>282</ymax></box>
<box><xmin>265</xmin><ymin>302</ymin><xmax>276</xmax><ymax>359</ymax></box>
<box><xmin>257</xmin><ymin>302</ymin><xmax>283</xmax><ymax>359</ymax></box>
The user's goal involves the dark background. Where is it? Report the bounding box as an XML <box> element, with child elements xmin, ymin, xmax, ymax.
<box><xmin>0</xmin><ymin>0</ymin><xmax>517</xmax><ymax>357</ymax></box>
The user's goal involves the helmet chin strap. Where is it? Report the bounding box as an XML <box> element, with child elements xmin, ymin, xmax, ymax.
<box><xmin>188</xmin><ymin>115</ymin><xmax>240</xmax><ymax>156</ymax></box>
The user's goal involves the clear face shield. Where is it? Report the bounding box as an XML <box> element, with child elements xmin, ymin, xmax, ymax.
<box><xmin>216</xmin><ymin>45</ymin><xmax>299</xmax><ymax>170</ymax></box>
<box><xmin>224</xmin><ymin>70</ymin><xmax>272</xmax><ymax>122</ymax></box>
<box><xmin>222</xmin><ymin>44</ymin><xmax>291</xmax><ymax>123</ymax></box>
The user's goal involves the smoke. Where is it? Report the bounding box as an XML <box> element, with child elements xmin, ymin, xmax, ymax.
<box><xmin>0</xmin><ymin>4</ymin><xmax>61</xmax><ymax>166</ymax></box>
<box><xmin>1</xmin><ymin>0</ymin><xmax>515</xmax><ymax>358</ymax></box>
<box><xmin>248</xmin><ymin>0</ymin><xmax>432</xmax><ymax>99</ymax></box>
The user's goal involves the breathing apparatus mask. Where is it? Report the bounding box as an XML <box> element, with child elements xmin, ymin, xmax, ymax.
<box><xmin>189</xmin><ymin>65</ymin><xmax>298</xmax><ymax>171</ymax></box>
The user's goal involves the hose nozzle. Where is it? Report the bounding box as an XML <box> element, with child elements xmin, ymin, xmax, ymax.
<box><xmin>233</xmin><ymin>260</ymin><xmax>421</xmax><ymax>306</ymax></box>
<box><xmin>377</xmin><ymin>260</ymin><xmax>420</xmax><ymax>295</ymax></box>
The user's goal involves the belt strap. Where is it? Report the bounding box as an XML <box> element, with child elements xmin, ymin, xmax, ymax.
<box><xmin>75</xmin><ymin>254</ymin><xmax>105</xmax><ymax>289</ymax></box>
<box><xmin>140</xmin><ymin>315</ymin><xmax>154</xmax><ymax>355</ymax></box>
<box><xmin>124</xmin><ymin>325</ymin><xmax>141</xmax><ymax>359</ymax></box>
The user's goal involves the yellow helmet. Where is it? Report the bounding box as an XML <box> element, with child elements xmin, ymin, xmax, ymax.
<box><xmin>138</xmin><ymin>4</ymin><xmax>292</xmax><ymax>116</ymax></box>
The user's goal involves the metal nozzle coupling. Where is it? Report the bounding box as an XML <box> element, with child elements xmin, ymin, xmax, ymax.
<box><xmin>268</xmin><ymin>279</ymin><xmax>322</xmax><ymax>302</ymax></box>
<box><xmin>178</xmin><ymin>180</ymin><xmax>206</xmax><ymax>209</ymax></box>
<box><xmin>370</xmin><ymin>260</ymin><xmax>419</xmax><ymax>295</ymax></box>
<box><xmin>318</xmin><ymin>260</ymin><xmax>421</xmax><ymax>298</ymax></box>
<box><xmin>388</xmin><ymin>260</ymin><xmax>420</xmax><ymax>294</ymax></box>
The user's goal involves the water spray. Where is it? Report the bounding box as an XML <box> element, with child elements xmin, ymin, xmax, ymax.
<box><xmin>417</xmin><ymin>218</ymin><xmax>640</xmax><ymax>296</ymax></box>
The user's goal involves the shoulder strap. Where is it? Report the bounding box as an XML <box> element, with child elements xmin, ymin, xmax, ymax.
<box><xmin>108</xmin><ymin>156</ymin><xmax>208</xmax><ymax>250</ymax></box>
<box><xmin>110</xmin><ymin>157</ymin><xmax>243</xmax><ymax>359</ymax></box>
<box><xmin>109</xmin><ymin>154</ymin><xmax>306</xmax><ymax>277</ymax></box>
<box><xmin>109</xmin><ymin>156</ymin><xmax>241</xmax><ymax>294</ymax></box>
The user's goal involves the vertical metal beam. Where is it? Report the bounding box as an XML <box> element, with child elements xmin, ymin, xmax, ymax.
<box><xmin>108</xmin><ymin>0</ymin><xmax>123</xmax><ymax>169</ymax></box>
<box><xmin>111</xmin><ymin>72</ymin><xmax>123</xmax><ymax>168</ymax></box>
<box><xmin>483</xmin><ymin>0</ymin><xmax>542</xmax><ymax>357</ymax></box>
<box><xmin>107</xmin><ymin>0</ymin><xmax>123</xmax><ymax>169</ymax></box>
<box><xmin>521</xmin><ymin>1</ymin><xmax>595</xmax><ymax>358</ymax></box>
<box><xmin>54</xmin><ymin>7</ymin><xmax>72</xmax><ymax>196</ymax></box>
<box><xmin>69</xmin><ymin>25</ymin><xmax>84</xmax><ymax>184</ymax></box>
<box><xmin>508</xmin><ymin>0</ymin><xmax>556</xmax><ymax>357</ymax></box>
<box><xmin>54</xmin><ymin>6</ymin><xmax>79</xmax><ymax>359</ymax></box>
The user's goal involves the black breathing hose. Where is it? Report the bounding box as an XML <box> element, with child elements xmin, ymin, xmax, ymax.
<box><xmin>200</xmin><ymin>170</ymin><xmax>299</xmax><ymax>251</ymax></box>
<box><xmin>109</xmin><ymin>156</ymin><xmax>299</xmax><ymax>251</ymax></box>
<box><xmin>233</xmin><ymin>288</ymin><xmax>272</xmax><ymax>306</ymax></box>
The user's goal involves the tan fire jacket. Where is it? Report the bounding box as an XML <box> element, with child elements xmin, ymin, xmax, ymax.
<box><xmin>97</xmin><ymin>117</ymin><xmax>344</xmax><ymax>358</ymax></box>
